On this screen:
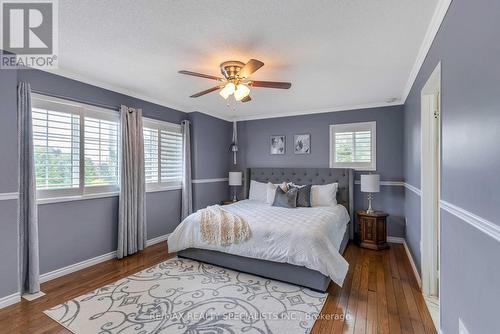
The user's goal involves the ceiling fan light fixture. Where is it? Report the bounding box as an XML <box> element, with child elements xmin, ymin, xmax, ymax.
<box><xmin>219</xmin><ymin>82</ymin><xmax>236</xmax><ymax>99</ymax></box>
<box><xmin>234</xmin><ymin>84</ymin><xmax>250</xmax><ymax>101</ymax></box>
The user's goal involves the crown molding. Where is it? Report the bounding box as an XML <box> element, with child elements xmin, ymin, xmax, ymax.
<box><xmin>401</xmin><ymin>0</ymin><xmax>452</xmax><ymax>102</ymax></box>
<box><xmin>38</xmin><ymin>67</ymin><xmax>191</xmax><ymax>113</ymax></box>
<box><xmin>233</xmin><ymin>100</ymin><xmax>402</xmax><ymax>122</ymax></box>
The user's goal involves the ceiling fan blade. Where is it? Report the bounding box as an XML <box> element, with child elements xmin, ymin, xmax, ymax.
<box><xmin>250</xmin><ymin>80</ymin><xmax>292</xmax><ymax>89</ymax></box>
<box><xmin>238</xmin><ymin>59</ymin><xmax>264</xmax><ymax>78</ymax></box>
<box><xmin>241</xmin><ymin>95</ymin><xmax>252</xmax><ymax>103</ymax></box>
<box><xmin>179</xmin><ymin>70</ymin><xmax>223</xmax><ymax>81</ymax></box>
<box><xmin>190</xmin><ymin>86</ymin><xmax>221</xmax><ymax>98</ymax></box>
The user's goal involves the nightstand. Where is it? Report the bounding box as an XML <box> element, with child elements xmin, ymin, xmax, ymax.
<box><xmin>356</xmin><ymin>210</ymin><xmax>389</xmax><ymax>250</ymax></box>
<box><xmin>222</xmin><ymin>199</ymin><xmax>239</xmax><ymax>205</ymax></box>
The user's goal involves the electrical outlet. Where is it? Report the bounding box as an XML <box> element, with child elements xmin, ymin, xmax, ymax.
<box><xmin>458</xmin><ymin>318</ymin><xmax>470</xmax><ymax>334</ymax></box>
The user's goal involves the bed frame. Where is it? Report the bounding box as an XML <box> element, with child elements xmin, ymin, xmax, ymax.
<box><xmin>178</xmin><ymin>167</ymin><xmax>354</xmax><ymax>292</ymax></box>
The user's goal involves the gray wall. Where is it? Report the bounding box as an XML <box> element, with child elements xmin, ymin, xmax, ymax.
<box><xmin>0</xmin><ymin>68</ymin><xmax>191</xmax><ymax>297</ymax></box>
<box><xmin>238</xmin><ymin>105</ymin><xmax>406</xmax><ymax>237</ymax></box>
<box><xmin>189</xmin><ymin>112</ymin><xmax>232</xmax><ymax>210</ymax></box>
<box><xmin>403</xmin><ymin>0</ymin><xmax>500</xmax><ymax>332</ymax></box>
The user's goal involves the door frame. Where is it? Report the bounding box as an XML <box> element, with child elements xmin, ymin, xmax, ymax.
<box><xmin>420</xmin><ymin>62</ymin><xmax>441</xmax><ymax>301</ymax></box>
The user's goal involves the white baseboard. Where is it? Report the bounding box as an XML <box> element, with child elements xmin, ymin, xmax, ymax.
<box><xmin>40</xmin><ymin>251</ymin><xmax>117</xmax><ymax>283</ymax></box>
<box><xmin>387</xmin><ymin>236</ymin><xmax>422</xmax><ymax>288</ymax></box>
<box><xmin>387</xmin><ymin>236</ymin><xmax>405</xmax><ymax>244</ymax></box>
<box><xmin>146</xmin><ymin>233</ymin><xmax>170</xmax><ymax>247</ymax></box>
<box><xmin>403</xmin><ymin>240</ymin><xmax>422</xmax><ymax>288</ymax></box>
<box><xmin>40</xmin><ymin>233</ymin><xmax>170</xmax><ymax>284</ymax></box>
<box><xmin>0</xmin><ymin>292</ymin><xmax>21</xmax><ymax>309</ymax></box>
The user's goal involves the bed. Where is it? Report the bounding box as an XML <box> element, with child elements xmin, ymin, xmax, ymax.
<box><xmin>170</xmin><ymin>167</ymin><xmax>354</xmax><ymax>292</ymax></box>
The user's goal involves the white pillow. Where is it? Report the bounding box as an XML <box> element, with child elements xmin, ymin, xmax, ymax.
<box><xmin>310</xmin><ymin>183</ymin><xmax>338</xmax><ymax>207</ymax></box>
<box><xmin>249</xmin><ymin>180</ymin><xmax>267</xmax><ymax>202</ymax></box>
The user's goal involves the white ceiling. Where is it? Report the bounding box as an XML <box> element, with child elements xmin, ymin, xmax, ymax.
<box><xmin>52</xmin><ymin>0</ymin><xmax>439</xmax><ymax>121</ymax></box>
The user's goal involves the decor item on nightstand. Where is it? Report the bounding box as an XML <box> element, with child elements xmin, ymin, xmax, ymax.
<box><xmin>270</xmin><ymin>135</ymin><xmax>285</xmax><ymax>155</ymax></box>
<box><xmin>357</xmin><ymin>210</ymin><xmax>389</xmax><ymax>250</ymax></box>
<box><xmin>360</xmin><ymin>174</ymin><xmax>380</xmax><ymax>214</ymax></box>
<box><xmin>294</xmin><ymin>134</ymin><xmax>310</xmax><ymax>154</ymax></box>
<box><xmin>228</xmin><ymin>171</ymin><xmax>243</xmax><ymax>202</ymax></box>
<box><xmin>229</xmin><ymin>121</ymin><xmax>239</xmax><ymax>165</ymax></box>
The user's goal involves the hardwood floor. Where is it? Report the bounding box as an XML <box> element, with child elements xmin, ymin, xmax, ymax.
<box><xmin>0</xmin><ymin>242</ymin><xmax>436</xmax><ymax>334</ymax></box>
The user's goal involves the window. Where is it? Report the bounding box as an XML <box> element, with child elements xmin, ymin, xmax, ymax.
<box><xmin>143</xmin><ymin>118</ymin><xmax>183</xmax><ymax>191</ymax></box>
<box><xmin>32</xmin><ymin>94</ymin><xmax>120</xmax><ymax>199</ymax></box>
<box><xmin>329</xmin><ymin>121</ymin><xmax>376</xmax><ymax>170</ymax></box>
<box><xmin>84</xmin><ymin>113</ymin><xmax>119</xmax><ymax>191</ymax></box>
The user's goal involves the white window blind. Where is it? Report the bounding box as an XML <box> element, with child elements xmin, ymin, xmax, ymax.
<box><xmin>143</xmin><ymin>127</ymin><xmax>159</xmax><ymax>183</ymax></box>
<box><xmin>330</xmin><ymin>121</ymin><xmax>376</xmax><ymax>170</ymax></box>
<box><xmin>32</xmin><ymin>107</ymin><xmax>80</xmax><ymax>192</ymax></box>
<box><xmin>143</xmin><ymin>118</ymin><xmax>182</xmax><ymax>191</ymax></box>
<box><xmin>32</xmin><ymin>94</ymin><xmax>120</xmax><ymax>199</ymax></box>
<box><xmin>160</xmin><ymin>129</ymin><xmax>182</xmax><ymax>183</ymax></box>
<box><xmin>84</xmin><ymin>116</ymin><xmax>119</xmax><ymax>189</ymax></box>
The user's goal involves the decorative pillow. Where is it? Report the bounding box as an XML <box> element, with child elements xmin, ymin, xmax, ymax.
<box><xmin>272</xmin><ymin>187</ymin><xmax>298</xmax><ymax>208</ymax></box>
<box><xmin>310</xmin><ymin>183</ymin><xmax>338</xmax><ymax>207</ymax></box>
<box><xmin>249</xmin><ymin>180</ymin><xmax>267</xmax><ymax>202</ymax></box>
<box><xmin>289</xmin><ymin>184</ymin><xmax>312</xmax><ymax>207</ymax></box>
<box><xmin>266</xmin><ymin>182</ymin><xmax>291</xmax><ymax>204</ymax></box>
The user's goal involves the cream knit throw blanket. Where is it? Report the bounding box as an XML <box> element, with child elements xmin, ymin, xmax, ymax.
<box><xmin>200</xmin><ymin>205</ymin><xmax>250</xmax><ymax>246</ymax></box>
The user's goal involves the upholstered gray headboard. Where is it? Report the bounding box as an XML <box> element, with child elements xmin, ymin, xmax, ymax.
<box><xmin>244</xmin><ymin>167</ymin><xmax>354</xmax><ymax>238</ymax></box>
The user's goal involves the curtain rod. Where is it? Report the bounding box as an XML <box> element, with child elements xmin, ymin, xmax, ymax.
<box><xmin>31</xmin><ymin>89</ymin><xmax>120</xmax><ymax>111</ymax></box>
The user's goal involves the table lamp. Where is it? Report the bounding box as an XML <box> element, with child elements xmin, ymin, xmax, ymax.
<box><xmin>228</xmin><ymin>171</ymin><xmax>243</xmax><ymax>202</ymax></box>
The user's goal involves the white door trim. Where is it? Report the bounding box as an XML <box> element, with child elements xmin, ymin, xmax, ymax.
<box><xmin>420</xmin><ymin>62</ymin><xmax>441</xmax><ymax>301</ymax></box>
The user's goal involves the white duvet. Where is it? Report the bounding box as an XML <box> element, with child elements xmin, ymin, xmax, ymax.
<box><xmin>168</xmin><ymin>200</ymin><xmax>350</xmax><ymax>286</ymax></box>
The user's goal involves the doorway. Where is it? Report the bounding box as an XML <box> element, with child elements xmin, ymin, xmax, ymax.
<box><xmin>420</xmin><ymin>62</ymin><xmax>441</xmax><ymax>326</ymax></box>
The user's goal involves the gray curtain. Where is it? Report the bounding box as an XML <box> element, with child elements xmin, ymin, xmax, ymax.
<box><xmin>18</xmin><ymin>82</ymin><xmax>40</xmax><ymax>294</ymax></box>
<box><xmin>117</xmin><ymin>105</ymin><xmax>146</xmax><ymax>259</ymax></box>
<box><xmin>181</xmin><ymin>120</ymin><xmax>192</xmax><ymax>220</ymax></box>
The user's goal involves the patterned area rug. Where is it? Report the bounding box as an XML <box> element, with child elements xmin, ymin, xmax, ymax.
<box><xmin>44</xmin><ymin>257</ymin><xmax>327</xmax><ymax>333</ymax></box>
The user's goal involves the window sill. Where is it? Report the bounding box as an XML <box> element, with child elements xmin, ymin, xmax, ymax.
<box><xmin>37</xmin><ymin>186</ymin><xmax>182</xmax><ymax>205</ymax></box>
<box><xmin>37</xmin><ymin>192</ymin><xmax>120</xmax><ymax>205</ymax></box>
<box><xmin>146</xmin><ymin>185</ymin><xmax>182</xmax><ymax>193</ymax></box>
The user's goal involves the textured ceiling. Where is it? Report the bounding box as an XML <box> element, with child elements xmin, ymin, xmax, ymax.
<box><xmin>52</xmin><ymin>0</ymin><xmax>438</xmax><ymax>120</ymax></box>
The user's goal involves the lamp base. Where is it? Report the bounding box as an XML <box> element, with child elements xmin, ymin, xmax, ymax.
<box><xmin>366</xmin><ymin>193</ymin><xmax>374</xmax><ymax>214</ymax></box>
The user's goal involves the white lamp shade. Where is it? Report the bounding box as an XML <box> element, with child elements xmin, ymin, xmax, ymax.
<box><xmin>234</xmin><ymin>84</ymin><xmax>250</xmax><ymax>101</ymax></box>
<box><xmin>219</xmin><ymin>82</ymin><xmax>235</xmax><ymax>99</ymax></box>
<box><xmin>228</xmin><ymin>172</ymin><xmax>243</xmax><ymax>186</ymax></box>
<box><xmin>361</xmin><ymin>174</ymin><xmax>380</xmax><ymax>193</ymax></box>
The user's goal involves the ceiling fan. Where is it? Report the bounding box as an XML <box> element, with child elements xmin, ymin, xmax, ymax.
<box><xmin>178</xmin><ymin>59</ymin><xmax>291</xmax><ymax>103</ymax></box>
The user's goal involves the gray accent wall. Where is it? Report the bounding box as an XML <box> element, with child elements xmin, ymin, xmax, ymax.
<box><xmin>237</xmin><ymin>105</ymin><xmax>406</xmax><ymax>237</ymax></box>
<box><xmin>403</xmin><ymin>0</ymin><xmax>500</xmax><ymax>332</ymax></box>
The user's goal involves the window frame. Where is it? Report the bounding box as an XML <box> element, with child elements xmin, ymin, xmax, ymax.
<box><xmin>32</xmin><ymin>94</ymin><xmax>120</xmax><ymax>201</ymax></box>
<box><xmin>142</xmin><ymin>117</ymin><xmax>183</xmax><ymax>193</ymax></box>
<box><xmin>329</xmin><ymin>121</ymin><xmax>377</xmax><ymax>171</ymax></box>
